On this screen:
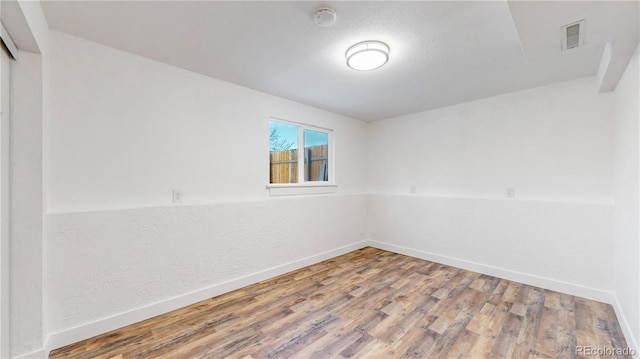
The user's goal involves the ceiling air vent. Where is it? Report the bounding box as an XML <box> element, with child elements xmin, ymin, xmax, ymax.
<box><xmin>561</xmin><ymin>20</ymin><xmax>585</xmax><ymax>51</ymax></box>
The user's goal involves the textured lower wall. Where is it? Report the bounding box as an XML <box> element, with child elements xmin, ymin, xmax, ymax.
<box><xmin>45</xmin><ymin>194</ymin><xmax>367</xmax><ymax>341</ymax></box>
<box><xmin>44</xmin><ymin>192</ymin><xmax>618</xmax><ymax>353</ymax></box>
<box><xmin>367</xmin><ymin>194</ymin><xmax>614</xmax><ymax>301</ymax></box>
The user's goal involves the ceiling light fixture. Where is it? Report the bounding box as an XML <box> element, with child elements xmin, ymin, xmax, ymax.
<box><xmin>345</xmin><ymin>40</ymin><xmax>390</xmax><ymax>71</ymax></box>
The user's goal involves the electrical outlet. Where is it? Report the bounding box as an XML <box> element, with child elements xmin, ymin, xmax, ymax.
<box><xmin>506</xmin><ymin>187</ymin><xmax>515</xmax><ymax>198</ymax></box>
<box><xmin>173</xmin><ymin>189</ymin><xmax>183</xmax><ymax>203</ymax></box>
<box><xmin>410</xmin><ymin>185</ymin><xmax>417</xmax><ymax>194</ymax></box>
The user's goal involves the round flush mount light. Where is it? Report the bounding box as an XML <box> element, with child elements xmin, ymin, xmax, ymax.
<box><xmin>345</xmin><ymin>40</ymin><xmax>390</xmax><ymax>71</ymax></box>
<box><xmin>313</xmin><ymin>8</ymin><xmax>336</xmax><ymax>27</ymax></box>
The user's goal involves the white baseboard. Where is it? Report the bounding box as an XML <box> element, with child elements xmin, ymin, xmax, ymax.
<box><xmin>611</xmin><ymin>293</ymin><xmax>639</xmax><ymax>359</ymax></box>
<box><xmin>14</xmin><ymin>348</ymin><xmax>46</xmax><ymax>359</ymax></box>
<box><xmin>366</xmin><ymin>240</ymin><xmax>613</xmax><ymax>304</ymax></box>
<box><xmin>42</xmin><ymin>240</ymin><xmax>368</xmax><ymax>357</ymax></box>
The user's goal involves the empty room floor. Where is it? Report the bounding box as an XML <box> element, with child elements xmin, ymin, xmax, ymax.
<box><xmin>49</xmin><ymin>247</ymin><xmax>629</xmax><ymax>358</ymax></box>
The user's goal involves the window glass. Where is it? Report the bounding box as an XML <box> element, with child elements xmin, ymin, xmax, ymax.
<box><xmin>304</xmin><ymin>129</ymin><xmax>329</xmax><ymax>182</ymax></box>
<box><xmin>269</xmin><ymin>119</ymin><xmax>332</xmax><ymax>186</ymax></box>
<box><xmin>269</xmin><ymin>121</ymin><xmax>298</xmax><ymax>184</ymax></box>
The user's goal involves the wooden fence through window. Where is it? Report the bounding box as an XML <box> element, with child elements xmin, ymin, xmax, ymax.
<box><xmin>270</xmin><ymin>144</ymin><xmax>328</xmax><ymax>183</ymax></box>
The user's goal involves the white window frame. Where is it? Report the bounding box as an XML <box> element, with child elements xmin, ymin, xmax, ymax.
<box><xmin>267</xmin><ymin>117</ymin><xmax>336</xmax><ymax>196</ymax></box>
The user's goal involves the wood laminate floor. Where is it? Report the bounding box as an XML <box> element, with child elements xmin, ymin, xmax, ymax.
<box><xmin>50</xmin><ymin>247</ymin><xmax>630</xmax><ymax>359</ymax></box>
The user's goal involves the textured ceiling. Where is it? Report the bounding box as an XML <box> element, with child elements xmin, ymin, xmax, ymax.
<box><xmin>40</xmin><ymin>1</ymin><xmax>638</xmax><ymax>121</ymax></box>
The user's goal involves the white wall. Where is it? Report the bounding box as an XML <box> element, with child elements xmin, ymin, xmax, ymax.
<box><xmin>367</xmin><ymin>78</ymin><xmax>615</xmax><ymax>301</ymax></box>
<box><xmin>45</xmin><ymin>31</ymin><xmax>369</xmax><ymax>348</ymax></box>
<box><xmin>2</xmin><ymin>2</ymin><xmax>50</xmax><ymax>357</ymax></box>
<box><xmin>612</xmin><ymin>44</ymin><xmax>640</xmax><ymax>352</ymax></box>
<box><xmin>46</xmin><ymin>195</ymin><xmax>367</xmax><ymax>345</ymax></box>
<box><xmin>368</xmin><ymin>195</ymin><xmax>613</xmax><ymax>299</ymax></box>
<box><xmin>0</xmin><ymin>34</ymin><xmax>12</xmax><ymax>359</ymax></box>
<box><xmin>48</xmin><ymin>31</ymin><xmax>367</xmax><ymax>213</ymax></box>
<box><xmin>11</xmin><ymin>50</ymin><xmax>45</xmax><ymax>357</ymax></box>
<box><xmin>367</xmin><ymin>77</ymin><xmax>613</xmax><ymax>202</ymax></box>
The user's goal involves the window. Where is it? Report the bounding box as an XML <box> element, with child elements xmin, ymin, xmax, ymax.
<box><xmin>269</xmin><ymin>119</ymin><xmax>333</xmax><ymax>187</ymax></box>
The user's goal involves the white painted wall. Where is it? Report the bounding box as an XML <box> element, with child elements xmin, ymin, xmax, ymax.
<box><xmin>48</xmin><ymin>31</ymin><xmax>367</xmax><ymax>213</ymax></box>
<box><xmin>46</xmin><ymin>31</ymin><xmax>369</xmax><ymax>349</ymax></box>
<box><xmin>46</xmin><ymin>195</ymin><xmax>367</xmax><ymax>345</ymax></box>
<box><xmin>368</xmin><ymin>195</ymin><xmax>613</xmax><ymax>300</ymax></box>
<box><xmin>2</xmin><ymin>2</ymin><xmax>50</xmax><ymax>357</ymax></box>
<box><xmin>367</xmin><ymin>78</ymin><xmax>615</xmax><ymax>300</ymax></box>
<box><xmin>612</xmin><ymin>44</ymin><xmax>640</xmax><ymax>352</ymax></box>
<box><xmin>11</xmin><ymin>50</ymin><xmax>44</xmax><ymax>357</ymax></box>
<box><xmin>0</xmin><ymin>35</ymin><xmax>11</xmax><ymax>359</ymax></box>
<box><xmin>367</xmin><ymin>77</ymin><xmax>613</xmax><ymax>202</ymax></box>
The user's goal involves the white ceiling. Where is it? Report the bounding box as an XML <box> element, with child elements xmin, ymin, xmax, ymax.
<box><xmin>40</xmin><ymin>1</ymin><xmax>639</xmax><ymax>121</ymax></box>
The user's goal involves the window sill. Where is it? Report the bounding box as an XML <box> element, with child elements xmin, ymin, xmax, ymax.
<box><xmin>266</xmin><ymin>183</ymin><xmax>337</xmax><ymax>196</ymax></box>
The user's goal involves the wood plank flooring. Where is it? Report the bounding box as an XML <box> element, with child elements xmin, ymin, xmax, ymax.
<box><xmin>49</xmin><ymin>247</ymin><xmax>631</xmax><ymax>359</ymax></box>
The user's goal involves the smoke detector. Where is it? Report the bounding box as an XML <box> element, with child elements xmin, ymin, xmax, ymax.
<box><xmin>313</xmin><ymin>8</ymin><xmax>336</xmax><ymax>27</ymax></box>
